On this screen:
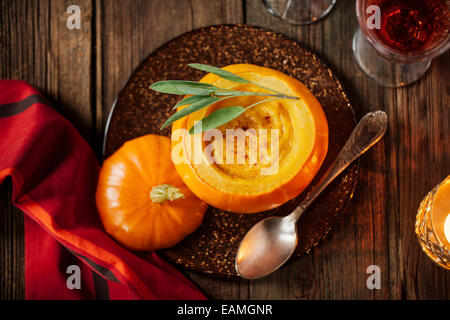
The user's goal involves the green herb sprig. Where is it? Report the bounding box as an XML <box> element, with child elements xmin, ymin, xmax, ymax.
<box><xmin>149</xmin><ymin>63</ymin><xmax>299</xmax><ymax>134</ymax></box>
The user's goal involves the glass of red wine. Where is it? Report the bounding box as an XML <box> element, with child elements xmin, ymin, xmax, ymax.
<box><xmin>262</xmin><ymin>0</ymin><xmax>336</xmax><ymax>25</ymax></box>
<box><xmin>353</xmin><ymin>0</ymin><xmax>449</xmax><ymax>87</ymax></box>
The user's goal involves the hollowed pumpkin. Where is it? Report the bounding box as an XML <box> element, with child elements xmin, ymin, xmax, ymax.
<box><xmin>171</xmin><ymin>64</ymin><xmax>328</xmax><ymax>213</ymax></box>
<box><xmin>96</xmin><ymin>134</ymin><xmax>207</xmax><ymax>251</ymax></box>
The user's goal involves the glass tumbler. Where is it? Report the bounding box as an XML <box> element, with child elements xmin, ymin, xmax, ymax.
<box><xmin>262</xmin><ymin>0</ymin><xmax>336</xmax><ymax>25</ymax></box>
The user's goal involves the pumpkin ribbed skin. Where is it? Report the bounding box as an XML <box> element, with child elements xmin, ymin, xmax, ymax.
<box><xmin>96</xmin><ymin>134</ymin><xmax>207</xmax><ymax>251</ymax></box>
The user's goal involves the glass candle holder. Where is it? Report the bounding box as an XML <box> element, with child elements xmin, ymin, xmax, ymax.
<box><xmin>415</xmin><ymin>175</ymin><xmax>450</xmax><ymax>270</ymax></box>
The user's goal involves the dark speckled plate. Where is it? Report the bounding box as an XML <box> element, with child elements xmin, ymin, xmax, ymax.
<box><xmin>104</xmin><ymin>25</ymin><xmax>359</xmax><ymax>277</ymax></box>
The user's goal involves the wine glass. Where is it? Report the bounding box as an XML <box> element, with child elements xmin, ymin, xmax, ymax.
<box><xmin>353</xmin><ymin>0</ymin><xmax>450</xmax><ymax>88</ymax></box>
<box><xmin>262</xmin><ymin>0</ymin><xmax>336</xmax><ymax>25</ymax></box>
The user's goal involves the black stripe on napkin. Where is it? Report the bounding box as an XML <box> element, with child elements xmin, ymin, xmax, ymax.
<box><xmin>69</xmin><ymin>249</ymin><xmax>120</xmax><ymax>283</ymax></box>
<box><xmin>92</xmin><ymin>271</ymin><xmax>111</xmax><ymax>300</ymax></box>
<box><xmin>0</xmin><ymin>94</ymin><xmax>48</xmax><ymax>119</ymax></box>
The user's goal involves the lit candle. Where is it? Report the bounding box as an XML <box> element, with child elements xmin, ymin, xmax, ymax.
<box><xmin>445</xmin><ymin>214</ymin><xmax>450</xmax><ymax>244</ymax></box>
<box><xmin>431</xmin><ymin>176</ymin><xmax>450</xmax><ymax>247</ymax></box>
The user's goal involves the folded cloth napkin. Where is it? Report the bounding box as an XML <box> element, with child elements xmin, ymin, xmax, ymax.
<box><xmin>0</xmin><ymin>80</ymin><xmax>206</xmax><ymax>300</ymax></box>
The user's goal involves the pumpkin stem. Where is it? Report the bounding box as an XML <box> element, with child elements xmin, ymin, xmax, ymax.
<box><xmin>150</xmin><ymin>184</ymin><xmax>185</xmax><ymax>203</ymax></box>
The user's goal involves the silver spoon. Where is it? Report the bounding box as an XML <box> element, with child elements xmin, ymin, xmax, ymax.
<box><xmin>235</xmin><ymin>110</ymin><xmax>388</xmax><ymax>279</ymax></box>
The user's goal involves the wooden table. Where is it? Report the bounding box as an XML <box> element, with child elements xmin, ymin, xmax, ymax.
<box><xmin>0</xmin><ymin>0</ymin><xmax>449</xmax><ymax>300</ymax></box>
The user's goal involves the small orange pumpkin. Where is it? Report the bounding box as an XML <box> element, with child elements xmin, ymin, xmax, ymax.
<box><xmin>96</xmin><ymin>134</ymin><xmax>207</xmax><ymax>251</ymax></box>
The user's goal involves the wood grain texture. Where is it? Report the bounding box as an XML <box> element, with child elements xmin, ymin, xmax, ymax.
<box><xmin>0</xmin><ymin>178</ymin><xmax>24</xmax><ymax>300</ymax></box>
<box><xmin>0</xmin><ymin>0</ymin><xmax>448</xmax><ymax>300</ymax></box>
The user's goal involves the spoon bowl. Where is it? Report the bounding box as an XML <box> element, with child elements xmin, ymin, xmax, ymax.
<box><xmin>235</xmin><ymin>216</ymin><xmax>298</xmax><ymax>279</ymax></box>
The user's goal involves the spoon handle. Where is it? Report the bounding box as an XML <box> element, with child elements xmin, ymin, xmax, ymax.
<box><xmin>289</xmin><ymin>110</ymin><xmax>388</xmax><ymax>221</ymax></box>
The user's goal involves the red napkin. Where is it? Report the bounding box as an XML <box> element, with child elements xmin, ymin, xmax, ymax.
<box><xmin>0</xmin><ymin>80</ymin><xmax>206</xmax><ymax>300</ymax></box>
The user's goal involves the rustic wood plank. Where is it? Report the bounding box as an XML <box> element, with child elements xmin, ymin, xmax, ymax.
<box><xmin>94</xmin><ymin>0</ymin><xmax>103</xmax><ymax>156</ymax></box>
<box><xmin>0</xmin><ymin>0</ymin><xmax>94</xmax><ymax>299</ymax></box>
<box><xmin>246</xmin><ymin>0</ymin><xmax>449</xmax><ymax>299</ymax></box>
<box><xmin>49</xmin><ymin>0</ymin><xmax>94</xmax><ymax>142</ymax></box>
<box><xmin>0</xmin><ymin>179</ymin><xmax>25</xmax><ymax>300</ymax></box>
<box><xmin>391</xmin><ymin>52</ymin><xmax>450</xmax><ymax>299</ymax></box>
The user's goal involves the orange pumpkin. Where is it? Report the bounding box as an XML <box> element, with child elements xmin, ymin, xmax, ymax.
<box><xmin>96</xmin><ymin>134</ymin><xmax>207</xmax><ymax>251</ymax></box>
<box><xmin>172</xmin><ymin>64</ymin><xmax>328</xmax><ymax>213</ymax></box>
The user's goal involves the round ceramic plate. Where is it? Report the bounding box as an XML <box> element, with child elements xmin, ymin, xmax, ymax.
<box><xmin>103</xmin><ymin>25</ymin><xmax>359</xmax><ymax>277</ymax></box>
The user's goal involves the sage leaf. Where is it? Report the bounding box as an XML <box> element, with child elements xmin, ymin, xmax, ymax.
<box><xmin>161</xmin><ymin>96</ymin><xmax>220</xmax><ymax>129</ymax></box>
<box><xmin>189</xmin><ymin>106</ymin><xmax>245</xmax><ymax>134</ymax></box>
<box><xmin>188</xmin><ymin>63</ymin><xmax>249</xmax><ymax>84</ymax></box>
<box><xmin>150</xmin><ymin>80</ymin><xmax>217</xmax><ymax>95</ymax></box>
<box><xmin>174</xmin><ymin>95</ymin><xmax>211</xmax><ymax>109</ymax></box>
<box><xmin>212</xmin><ymin>91</ymin><xmax>243</xmax><ymax>97</ymax></box>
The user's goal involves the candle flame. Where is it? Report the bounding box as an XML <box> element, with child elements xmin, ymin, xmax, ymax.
<box><xmin>444</xmin><ymin>214</ymin><xmax>450</xmax><ymax>245</ymax></box>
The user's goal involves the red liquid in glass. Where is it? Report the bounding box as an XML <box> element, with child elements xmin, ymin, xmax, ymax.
<box><xmin>367</xmin><ymin>0</ymin><xmax>449</xmax><ymax>52</ymax></box>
